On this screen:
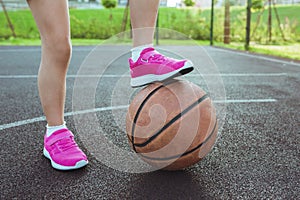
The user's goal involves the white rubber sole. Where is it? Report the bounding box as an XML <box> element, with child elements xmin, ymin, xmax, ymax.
<box><xmin>130</xmin><ymin>60</ymin><xmax>194</xmax><ymax>88</ymax></box>
<box><xmin>43</xmin><ymin>148</ymin><xmax>88</xmax><ymax>170</ymax></box>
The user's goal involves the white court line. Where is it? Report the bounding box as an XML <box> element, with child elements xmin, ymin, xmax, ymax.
<box><xmin>203</xmin><ymin>73</ymin><xmax>288</xmax><ymax>77</ymax></box>
<box><xmin>215</xmin><ymin>99</ymin><xmax>277</xmax><ymax>103</ymax></box>
<box><xmin>0</xmin><ymin>99</ymin><xmax>277</xmax><ymax>131</ymax></box>
<box><xmin>0</xmin><ymin>73</ymin><xmax>288</xmax><ymax>79</ymax></box>
<box><xmin>213</xmin><ymin>47</ymin><xmax>300</xmax><ymax>67</ymax></box>
<box><xmin>0</xmin><ymin>105</ymin><xmax>129</xmax><ymax>131</ymax></box>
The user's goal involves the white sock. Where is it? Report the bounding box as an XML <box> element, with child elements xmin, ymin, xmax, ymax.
<box><xmin>46</xmin><ymin>121</ymin><xmax>67</xmax><ymax>137</ymax></box>
<box><xmin>131</xmin><ymin>43</ymin><xmax>153</xmax><ymax>62</ymax></box>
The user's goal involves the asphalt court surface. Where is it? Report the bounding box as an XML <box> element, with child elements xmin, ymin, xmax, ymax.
<box><xmin>0</xmin><ymin>45</ymin><xmax>299</xmax><ymax>199</ymax></box>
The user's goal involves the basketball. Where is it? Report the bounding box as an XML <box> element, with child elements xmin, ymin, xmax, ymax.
<box><xmin>126</xmin><ymin>80</ymin><xmax>218</xmax><ymax>171</ymax></box>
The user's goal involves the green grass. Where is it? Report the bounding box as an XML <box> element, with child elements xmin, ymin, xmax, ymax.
<box><xmin>215</xmin><ymin>42</ymin><xmax>300</xmax><ymax>60</ymax></box>
<box><xmin>249</xmin><ymin>43</ymin><xmax>300</xmax><ymax>60</ymax></box>
<box><xmin>0</xmin><ymin>38</ymin><xmax>41</xmax><ymax>45</ymax></box>
<box><xmin>0</xmin><ymin>8</ymin><xmax>129</xmax><ymax>39</ymax></box>
<box><xmin>1</xmin><ymin>5</ymin><xmax>299</xmax><ymax>41</ymax></box>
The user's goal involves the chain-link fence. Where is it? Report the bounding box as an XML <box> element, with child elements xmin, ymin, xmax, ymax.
<box><xmin>211</xmin><ymin>0</ymin><xmax>300</xmax><ymax>45</ymax></box>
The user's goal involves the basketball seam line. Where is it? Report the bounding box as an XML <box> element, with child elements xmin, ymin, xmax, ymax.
<box><xmin>134</xmin><ymin>94</ymin><xmax>209</xmax><ymax>148</ymax></box>
<box><xmin>138</xmin><ymin>118</ymin><xmax>217</xmax><ymax>161</ymax></box>
<box><xmin>131</xmin><ymin>80</ymin><xmax>179</xmax><ymax>152</ymax></box>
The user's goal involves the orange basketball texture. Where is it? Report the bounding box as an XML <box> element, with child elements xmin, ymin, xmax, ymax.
<box><xmin>126</xmin><ymin>80</ymin><xmax>218</xmax><ymax>170</ymax></box>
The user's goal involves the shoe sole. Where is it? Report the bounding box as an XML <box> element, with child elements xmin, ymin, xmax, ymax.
<box><xmin>43</xmin><ymin>148</ymin><xmax>88</xmax><ymax>170</ymax></box>
<box><xmin>130</xmin><ymin>61</ymin><xmax>194</xmax><ymax>88</ymax></box>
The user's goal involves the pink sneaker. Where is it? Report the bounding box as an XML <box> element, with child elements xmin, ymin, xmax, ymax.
<box><xmin>129</xmin><ymin>47</ymin><xmax>194</xmax><ymax>87</ymax></box>
<box><xmin>43</xmin><ymin>128</ymin><xmax>88</xmax><ymax>170</ymax></box>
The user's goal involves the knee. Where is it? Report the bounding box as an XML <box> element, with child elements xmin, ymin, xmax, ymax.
<box><xmin>42</xmin><ymin>34</ymin><xmax>72</xmax><ymax>63</ymax></box>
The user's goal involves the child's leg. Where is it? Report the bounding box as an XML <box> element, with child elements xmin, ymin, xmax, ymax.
<box><xmin>129</xmin><ymin>0</ymin><xmax>160</xmax><ymax>47</ymax></box>
<box><xmin>27</xmin><ymin>0</ymin><xmax>71</xmax><ymax>126</ymax></box>
<box><xmin>27</xmin><ymin>0</ymin><xmax>87</xmax><ymax>170</ymax></box>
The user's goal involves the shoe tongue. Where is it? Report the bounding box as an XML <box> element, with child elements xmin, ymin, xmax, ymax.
<box><xmin>140</xmin><ymin>47</ymin><xmax>155</xmax><ymax>55</ymax></box>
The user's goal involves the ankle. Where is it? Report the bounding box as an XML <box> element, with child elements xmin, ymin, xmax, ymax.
<box><xmin>131</xmin><ymin>43</ymin><xmax>153</xmax><ymax>62</ymax></box>
<box><xmin>46</xmin><ymin>121</ymin><xmax>67</xmax><ymax>137</ymax></box>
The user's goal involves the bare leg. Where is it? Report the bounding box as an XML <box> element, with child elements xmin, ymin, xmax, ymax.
<box><xmin>27</xmin><ymin>0</ymin><xmax>71</xmax><ymax>126</ymax></box>
<box><xmin>130</xmin><ymin>0</ymin><xmax>160</xmax><ymax>47</ymax></box>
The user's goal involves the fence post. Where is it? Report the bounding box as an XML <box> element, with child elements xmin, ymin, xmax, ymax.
<box><xmin>210</xmin><ymin>0</ymin><xmax>214</xmax><ymax>46</ymax></box>
<box><xmin>245</xmin><ymin>0</ymin><xmax>252</xmax><ymax>50</ymax></box>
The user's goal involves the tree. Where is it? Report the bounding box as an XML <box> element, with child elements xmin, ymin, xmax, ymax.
<box><xmin>101</xmin><ymin>0</ymin><xmax>117</xmax><ymax>20</ymax></box>
<box><xmin>184</xmin><ymin>0</ymin><xmax>195</xmax><ymax>7</ymax></box>
<box><xmin>252</xmin><ymin>0</ymin><xmax>264</xmax><ymax>10</ymax></box>
<box><xmin>101</xmin><ymin>0</ymin><xmax>117</xmax><ymax>9</ymax></box>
